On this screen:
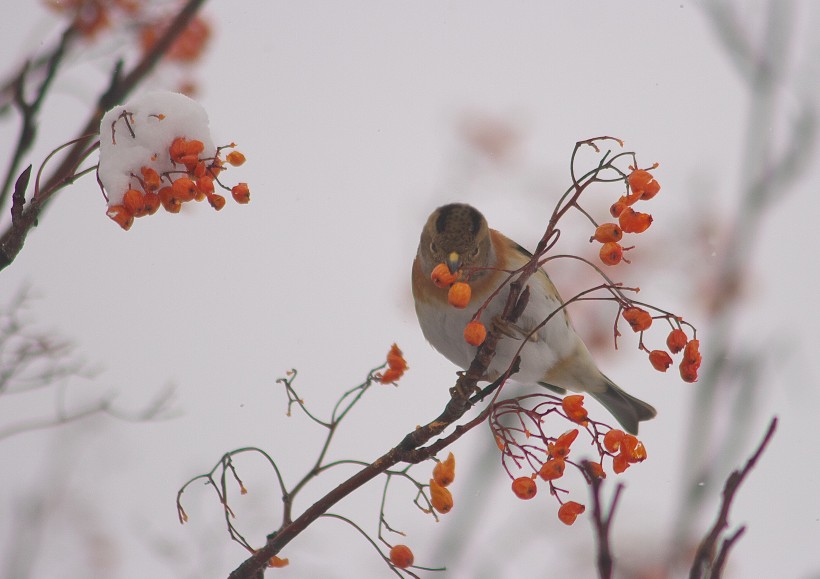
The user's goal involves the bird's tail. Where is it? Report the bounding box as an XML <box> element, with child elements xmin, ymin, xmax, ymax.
<box><xmin>590</xmin><ymin>375</ymin><xmax>656</xmax><ymax>435</ymax></box>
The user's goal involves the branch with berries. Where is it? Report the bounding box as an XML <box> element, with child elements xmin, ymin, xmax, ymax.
<box><xmin>178</xmin><ymin>138</ymin><xmax>721</xmax><ymax>578</ymax></box>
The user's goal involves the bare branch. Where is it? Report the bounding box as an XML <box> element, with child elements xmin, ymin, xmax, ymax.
<box><xmin>0</xmin><ymin>26</ymin><xmax>75</xmax><ymax>209</ymax></box>
<box><xmin>585</xmin><ymin>461</ymin><xmax>624</xmax><ymax>579</ymax></box>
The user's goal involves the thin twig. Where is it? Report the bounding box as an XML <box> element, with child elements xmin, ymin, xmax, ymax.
<box><xmin>0</xmin><ymin>27</ymin><xmax>75</xmax><ymax>209</ymax></box>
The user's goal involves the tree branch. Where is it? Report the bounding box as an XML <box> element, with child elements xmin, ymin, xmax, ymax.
<box><xmin>586</xmin><ymin>461</ymin><xmax>624</xmax><ymax>579</ymax></box>
<box><xmin>689</xmin><ymin>416</ymin><xmax>777</xmax><ymax>579</ymax></box>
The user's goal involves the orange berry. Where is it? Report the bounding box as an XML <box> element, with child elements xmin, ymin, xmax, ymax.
<box><xmin>619</xmin><ymin>434</ymin><xmax>647</xmax><ymax>463</ymax></box>
<box><xmin>143</xmin><ymin>191</ymin><xmax>161</xmax><ymax>215</ymax></box>
<box><xmin>431</xmin><ymin>263</ymin><xmax>457</xmax><ymax>288</ymax></box>
<box><xmin>587</xmin><ymin>462</ymin><xmax>606</xmax><ymax>479</ymax></box>
<box><xmin>680</xmin><ymin>362</ymin><xmax>699</xmax><ymax>383</ymax></box>
<box><xmin>610</xmin><ymin>197</ymin><xmax>629</xmax><ymax>217</ymax></box>
<box><xmin>593</xmin><ymin>223</ymin><xmax>623</xmax><ymax>243</ymax></box>
<box><xmin>386</xmin><ymin>343</ymin><xmax>408</xmax><ymax>372</ymax></box>
<box><xmin>679</xmin><ymin>340</ymin><xmax>701</xmax><ymax>383</ymax></box>
<box><xmin>612</xmin><ymin>451</ymin><xmax>630</xmax><ymax>474</ymax></box>
<box><xmin>172</xmin><ymin>177</ymin><xmax>197</xmax><ymax>202</ymax></box>
<box><xmin>641</xmin><ymin>178</ymin><xmax>661</xmax><ymax>200</ymax></box>
<box><xmin>226</xmin><ymin>150</ymin><xmax>246</xmax><ymax>166</ymax></box>
<box><xmin>389</xmin><ymin>545</ymin><xmax>414</xmax><ymax>569</ymax></box>
<box><xmin>603</xmin><ymin>429</ymin><xmax>624</xmax><ymax>453</ymax></box>
<box><xmin>169</xmin><ymin>137</ymin><xmax>188</xmax><ymax>163</ymax></box>
<box><xmin>169</xmin><ymin>137</ymin><xmax>204</xmax><ymax>169</ymax></box>
<box><xmin>627</xmin><ymin>169</ymin><xmax>654</xmax><ymax>193</ymax></box>
<box><xmin>599</xmin><ymin>242</ymin><xmax>623</xmax><ymax>266</ymax></box>
<box><xmin>231</xmin><ymin>182</ymin><xmax>250</xmax><ymax>204</ymax></box>
<box><xmin>619</xmin><ymin>207</ymin><xmax>653</xmax><ymax>234</ymax></box>
<box><xmin>378</xmin><ymin>367</ymin><xmax>403</xmax><ymax>384</ymax></box>
<box><xmin>630</xmin><ymin>440</ymin><xmax>647</xmax><ymax>462</ymax></box>
<box><xmin>207</xmin><ymin>193</ymin><xmax>226</xmax><ymax>211</ymax></box>
<box><xmin>106</xmin><ymin>205</ymin><xmax>134</xmax><ymax>230</ymax></box>
<box><xmin>429</xmin><ymin>478</ymin><xmax>453</xmax><ymax>514</ymax></box>
<box><xmin>538</xmin><ymin>458</ymin><xmax>565</xmax><ymax>481</ymax></box>
<box><xmin>622</xmin><ymin>307</ymin><xmax>652</xmax><ymax>332</ymax></box>
<box><xmin>683</xmin><ymin>339</ymin><xmax>702</xmax><ymax>365</ymax></box>
<box><xmin>511</xmin><ymin>476</ymin><xmax>537</xmax><ymax>500</ymax></box>
<box><xmin>184</xmin><ymin>139</ymin><xmax>205</xmax><ymax>156</ymax></box>
<box><xmin>267</xmin><ymin>555</ymin><xmax>289</xmax><ymax>568</ymax></box>
<box><xmin>561</xmin><ymin>394</ymin><xmax>589</xmax><ymax>425</ymax></box>
<box><xmin>549</xmin><ymin>429</ymin><xmax>579</xmax><ymax>459</ymax></box>
<box><xmin>463</xmin><ymin>320</ymin><xmax>487</xmax><ymax>346</ymax></box>
<box><xmin>433</xmin><ymin>452</ymin><xmax>456</xmax><ymax>487</ymax></box>
<box><xmin>557</xmin><ymin>501</ymin><xmax>585</xmax><ymax>525</ymax></box>
<box><xmin>122</xmin><ymin>188</ymin><xmax>146</xmax><ymax>217</ymax></box>
<box><xmin>649</xmin><ymin>350</ymin><xmax>673</xmax><ymax>372</ymax></box>
<box><xmin>196</xmin><ymin>175</ymin><xmax>215</xmax><ymax>195</ymax></box>
<box><xmin>140</xmin><ymin>166</ymin><xmax>161</xmax><ymax>191</ymax></box>
<box><xmin>193</xmin><ymin>160</ymin><xmax>208</xmax><ymax>178</ymax></box>
<box><xmin>666</xmin><ymin>328</ymin><xmax>688</xmax><ymax>354</ymax></box>
<box><xmin>447</xmin><ymin>282</ymin><xmax>472</xmax><ymax>309</ymax></box>
<box><xmin>159</xmin><ymin>186</ymin><xmax>181</xmax><ymax>213</ymax></box>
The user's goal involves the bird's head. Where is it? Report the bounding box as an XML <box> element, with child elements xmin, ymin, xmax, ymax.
<box><xmin>418</xmin><ymin>203</ymin><xmax>493</xmax><ymax>277</ymax></box>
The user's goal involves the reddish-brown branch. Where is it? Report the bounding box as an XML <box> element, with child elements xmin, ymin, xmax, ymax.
<box><xmin>228</xmin><ymin>251</ymin><xmax>541</xmax><ymax>577</ymax></box>
<box><xmin>0</xmin><ymin>27</ymin><xmax>75</xmax><ymax>210</ymax></box>
<box><xmin>585</xmin><ymin>461</ymin><xmax>624</xmax><ymax>579</ymax></box>
<box><xmin>689</xmin><ymin>416</ymin><xmax>777</xmax><ymax>579</ymax></box>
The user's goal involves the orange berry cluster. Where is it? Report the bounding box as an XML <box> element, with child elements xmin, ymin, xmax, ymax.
<box><xmin>430</xmin><ymin>263</ymin><xmax>488</xmax><ymax>347</ymax></box>
<box><xmin>620</xmin><ymin>306</ymin><xmax>702</xmax><ymax>382</ymax></box>
<box><xmin>495</xmin><ymin>394</ymin><xmax>647</xmax><ymax>526</ymax></box>
<box><xmin>140</xmin><ymin>15</ymin><xmax>211</xmax><ymax>63</ymax></box>
<box><xmin>45</xmin><ymin>0</ymin><xmax>141</xmax><ymax>39</ymax></box>
<box><xmin>591</xmin><ymin>167</ymin><xmax>661</xmax><ymax>266</ymax></box>
<box><xmin>508</xmin><ymin>425</ymin><xmax>591</xmax><ymax>525</ymax></box>
<box><xmin>378</xmin><ymin>343</ymin><xmax>408</xmax><ymax>384</ymax></box>
<box><xmin>428</xmin><ymin>452</ymin><xmax>455</xmax><ymax>514</ymax></box>
<box><xmin>106</xmin><ymin>138</ymin><xmax>250</xmax><ymax>230</ymax></box>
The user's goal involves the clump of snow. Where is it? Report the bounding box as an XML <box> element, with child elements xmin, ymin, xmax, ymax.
<box><xmin>98</xmin><ymin>91</ymin><xmax>215</xmax><ymax>206</ymax></box>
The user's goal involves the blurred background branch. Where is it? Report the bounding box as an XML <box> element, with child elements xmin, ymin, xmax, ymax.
<box><xmin>673</xmin><ymin>0</ymin><xmax>818</xmax><ymax>560</ymax></box>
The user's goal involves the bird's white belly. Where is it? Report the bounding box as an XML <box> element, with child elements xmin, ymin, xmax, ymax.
<box><xmin>416</xmin><ymin>277</ymin><xmax>575</xmax><ymax>385</ymax></box>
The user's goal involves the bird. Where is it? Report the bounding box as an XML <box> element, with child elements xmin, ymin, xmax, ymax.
<box><xmin>412</xmin><ymin>203</ymin><xmax>656</xmax><ymax>434</ymax></box>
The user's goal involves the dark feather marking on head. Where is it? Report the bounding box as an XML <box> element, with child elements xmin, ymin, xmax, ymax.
<box><xmin>435</xmin><ymin>206</ymin><xmax>453</xmax><ymax>233</ymax></box>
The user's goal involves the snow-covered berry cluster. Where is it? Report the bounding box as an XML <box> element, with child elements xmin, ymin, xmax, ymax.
<box><xmin>98</xmin><ymin>91</ymin><xmax>249</xmax><ymax>230</ymax></box>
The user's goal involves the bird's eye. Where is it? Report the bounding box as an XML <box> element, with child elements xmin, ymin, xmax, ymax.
<box><xmin>430</xmin><ymin>242</ymin><xmax>438</xmax><ymax>254</ymax></box>
<box><xmin>469</xmin><ymin>247</ymin><xmax>480</xmax><ymax>259</ymax></box>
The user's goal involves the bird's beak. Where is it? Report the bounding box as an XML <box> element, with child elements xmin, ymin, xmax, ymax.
<box><xmin>446</xmin><ymin>251</ymin><xmax>462</xmax><ymax>274</ymax></box>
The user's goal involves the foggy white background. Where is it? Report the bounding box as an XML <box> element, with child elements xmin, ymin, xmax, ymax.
<box><xmin>1</xmin><ymin>2</ymin><xmax>819</xmax><ymax>578</ymax></box>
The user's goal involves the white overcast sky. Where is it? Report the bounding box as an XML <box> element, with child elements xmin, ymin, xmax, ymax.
<box><xmin>1</xmin><ymin>2</ymin><xmax>819</xmax><ymax>578</ymax></box>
